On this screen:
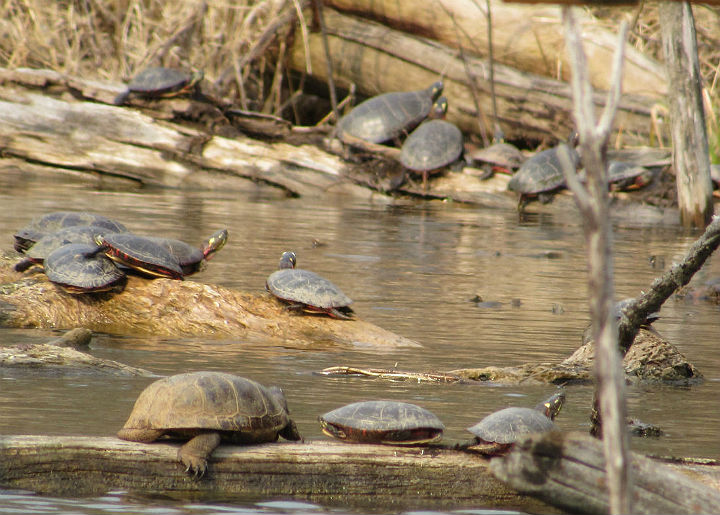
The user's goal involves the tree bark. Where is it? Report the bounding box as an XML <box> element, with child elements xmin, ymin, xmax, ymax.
<box><xmin>659</xmin><ymin>2</ymin><xmax>713</xmax><ymax>228</ymax></box>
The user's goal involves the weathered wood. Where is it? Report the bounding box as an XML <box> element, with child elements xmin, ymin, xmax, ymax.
<box><xmin>491</xmin><ymin>431</ymin><xmax>720</xmax><ymax>515</ymax></box>
<box><xmin>0</xmin><ymin>435</ymin><xmax>560</xmax><ymax>512</ymax></box>
<box><xmin>659</xmin><ymin>3</ymin><xmax>713</xmax><ymax>228</ymax></box>
<box><xmin>0</xmin><ymin>265</ymin><xmax>419</xmax><ymax>348</ymax></box>
<box><xmin>325</xmin><ymin>0</ymin><xmax>667</xmax><ymax>99</ymax></box>
<box><xmin>288</xmin><ymin>9</ymin><xmax>661</xmax><ymax>145</ymax></box>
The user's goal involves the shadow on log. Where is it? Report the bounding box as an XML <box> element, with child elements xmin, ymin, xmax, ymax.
<box><xmin>491</xmin><ymin>431</ymin><xmax>720</xmax><ymax>515</ymax></box>
<box><xmin>0</xmin><ymin>264</ymin><xmax>419</xmax><ymax>349</ymax></box>
<box><xmin>0</xmin><ymin>435</ymin><xmax>560</xmax><ymax>513</ymax></box>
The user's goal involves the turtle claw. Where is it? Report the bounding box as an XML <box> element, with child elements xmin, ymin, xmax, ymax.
<box><xmin>179</xmin><ymin>453</ymin><xmax>208</xmax><ymax>479</ymax></box>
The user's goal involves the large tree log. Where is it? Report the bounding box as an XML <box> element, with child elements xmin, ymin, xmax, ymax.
<box><xmin>288</xmin><ymin>9</ymin><xmax>662</xmax><ymax>145</ymax></box>
<box><xmin>0</xmin><ymin>266</ymin><xmax>419</xmax><ymax>348</ymax></box>
<box><xmin>325</xmin><ymin>0</ymin><xmax>667</xmax><ymax>99</ymax></box>
<box><xmin>491</xmin><ymin>431</ymin><xmax>720</xmax><ymax>515</ymax></box>
<box><xmin>0</xmin><ymin>435</ymin><xmax>560</xmax><ymax>512</ymax></box>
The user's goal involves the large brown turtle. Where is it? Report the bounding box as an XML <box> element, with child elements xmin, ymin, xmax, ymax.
<box><xmin>117</xmin><ymin>371</ymin><xmax>301</xmax><ymax>478</ymax></box>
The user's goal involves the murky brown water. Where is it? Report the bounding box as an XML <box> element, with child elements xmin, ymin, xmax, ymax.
<box><xmin>2</xmin><ymin>170</ymin><xmax>720</xmax><ymax>514</ymax></box>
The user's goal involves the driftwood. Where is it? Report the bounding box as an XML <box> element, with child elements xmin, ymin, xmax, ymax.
<box><xmin>288</xmin><ymin>9</ymin><xmax>662</xmax><ymax>145</ymax></box>
<box><xmin>324</xmin><ymin>0</ymin><xmax>667</xmax><ymax>100</ymax></box>
<box><xmin>491</xmin><ymin>431</ymin><xmax>720</xmax><ymax>515</ymax></box>
<box><xmin>0</xmin><ymin>328</ymin><xmax>154</xmax><ymax>376</ymax></box>
<box><xmin>0</xmin><ymin>435</ymin><xmax>560</xmax><ymax>513</ymax></box>
<box><xmin>0</xmin><ymin>264</ymin><xmax>418</xmax><ymax>349</ymax></box>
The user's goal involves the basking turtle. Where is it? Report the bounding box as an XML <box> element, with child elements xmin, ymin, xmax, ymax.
<box><xmin>319</xmin><ymin>400</ymin><xmax>444</xmax><ymax>445</ymax></box>
<box><xmin>44</xmin><ymin>243</ymin><xmax>126</xmax><ymax>294</ymax></box>
<box><xmin>266</xmin><ymin>251</ymin><xmax>354</xmax><ymax>320</ymax></box>
<box><xmin>14</xmin><ymin>211</ymin><xmax>127</xmax><ymax>253</ymax></box>
<box><xmin>115</xmin><ymin>66</ymin><xmax>203</xmax><ymax>105</ymax></box>
<box><xmin>607</xmin><ymin>161</ymin><xmax>655</xmax><ymax>191</ymax></box>
<box><xmin>14</xmin><ymin>225</ymin><xmax>113</xmax><ymax>273</ymax></box>
<box><xmin>467</xmin><ymin>141</ymin><xmax>524</xmax><ymax>179</ymax></box>
<box><xmin>466</xmin><ymin>391</ymin><xmax>565</xmax><ymax>455</ymax></box>
<box><xmin>507</xmin><ymin>138</ymin><xmax>579</xmax><ymax>209</ymax></box>
<box><xmin>399</xmin><ymin>97</ymin><xmax>464</xmax><ymax>189</ymax></box>
<box><xmin>147</xmin><ymin>229</ymin><xmax>228</xmax><ymax>276</ymax></box>
<box><xmin>336</xmin><ymin>81</ymin><xmax>444</xmax><ymax>144</ymax></box>
<box><xmin>95</xmin><ymin>233</ymin><xmax>184</xmax><ymax>280</ymax></box>
<box><xmin>117</xmin><ymin>371</ymin><xmax>301</xmax><ymax>478</ymax></box>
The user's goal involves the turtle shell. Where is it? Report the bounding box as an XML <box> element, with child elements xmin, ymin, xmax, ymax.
<box><xmin>467</xmin><ymin>407</ymin><xmax>558</xmax><ymax>445</ymax></box>
<box><xmin>400</xmin><ymin>119</ymin><xmax>464</xmax><ymax>172</ymax></box>
<box><xmin>266</xmin><ymin>268</ymin><xmax>353</xmax><ymax>319</ymax></box>
<box><xmin>508</xmin><ymin>144</ymin><xmax>579</xmax><ymax>195</ymax></box>
<box><xmin>128</xmin><ymin>67</ymin><xmax>198</xmax><ymax>95</ymax></box>
<box><xmin>120</xmin><ymin>372</ymin><xmax>299</xmax><ymax>443</ymax></box>
<box><xmin>336</xmin><ymin>81</ymin><xmax>443</xmax><ymax>144</ymax></box>
<box><xmin>469</xmin><ymin>142</ymin><xmax>524</xmax><ymax>171</ymax></box>
<box><xmin>607</xmin><ymin>161</ymin><xmax>654</xmax><ymax>191</ymax></box>
<box><xmin>14</xmin><ymin>212</ymin><xmax>127</xmax><ymax>253</ymax></box>
<box><xmin>319</xmin><ymin>400</ymin><xmax>445</xmax><ymax>444</ymax></box>
<box><xmin>147</xmin><ymin>229</ymin><xmax>228</xmax><ymax>276</ymax></box>
<box><xmin>97</xmin><ymin>233</ymin><xmax>184</xmax><ymax>280</ymax></box>
<box><xmin>44</xmin><ymin>243</ymin><xmax>126</xmax><ymax>294</ymax></box>
<box><xmin>15</xmin><ymin>225</ymin><xmax>115</xmax><ymax>272</ymax></box>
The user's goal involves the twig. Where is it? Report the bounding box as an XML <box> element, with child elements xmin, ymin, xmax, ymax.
<box><xmin>313</xmin><ymin>0</ymin><xmax>339</xmax><ymax>123</ymax></box>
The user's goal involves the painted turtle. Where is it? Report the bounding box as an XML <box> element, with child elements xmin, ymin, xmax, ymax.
<box><xmin>147</xmin><ymin>229</ymin><xmax>228</xmax><ymax>276</ymax></box>
<box><xmin>14</xmin><ymin>225</ymin><xmax>114</xmax><ymax>273</ymax></box>
<box><xmin>115</xmin><ymin>67</ymin><xmax>203</xmax><ymax>105</ymax></box>
<box><xmin>467</xmin><ymin>141</ymin><xmax>524</xmax><ymax>178</ymax></box>
<box><xmin>507</xmin><ymin>140</ymin><xmax>579</xmax><ymax>208</ymax></box>
<box><xmin>14</xmin><ymin>211</ymin><xmax>127</xmax><ymax>253</ymax></box>
<box><xmin>266</xmin><ymin>251</ymin><xmax>354</xmax><ymax>320</ymax></box>
<box><xmin>319</xmin><ymin>400</ymin><xmax>444</xmax><ymax>445</ymax></box>
<box><xmin>607</xmin><ymin>160</ymin><xmax>655</xmax><ymax>191</ymax></box>
<box><xmin>44</xmin><ymin>243</ymin><xmax>126</xmax><ymax>294</ymax></box>
<box><xmin>466</xmin><ymin>391</ymin><xmax>565</xmax><ymax>455</ymax></box>
<box><xmin>336</xmin><ymin>81</ymin><xmax>444</xmax><ymax>144</ymax></box>
<box><xmin>95</xmin><ymin>233</ymin><xmax>184</xmax><ymax>280</ymax></box>
<box><xmin>399</xmin><ymin>97</ymin><xmax>464</xmax><ymax>188</ymax></box>
<box><xmin>117</xmin><ymin>371</ymin><xmax>301</xmax><ymax>478</ymax></box>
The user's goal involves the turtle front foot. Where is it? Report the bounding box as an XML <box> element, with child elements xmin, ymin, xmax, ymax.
<box><xmin>179</xmin><ymin>451</ymin><xmax>208</xmax><ymax>479</ymax></box>
<box><xmin>177</xmin><ymin>432</ymin><xmax>221</xmax><ymax>479</ymax></box>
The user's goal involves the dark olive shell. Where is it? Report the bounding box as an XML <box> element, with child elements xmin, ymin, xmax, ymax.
<box><xmin>146</xmin><ymin>229</ymin><xmax>228</xmax><ymax>276</ymax></box>
<box><xmin>44</xmin><ymin>243</ymin><xmax>126</xmax><ymax>294</ymax></box>
<box><xmin>319</xmin><ymin>400</ymin><xmax>444</xmax><ymax>444</ymax></box>
<box><xmin>14</xmin><ymin>212</ymin><xmax>127</xmax><ymax>253</ymax></box>
<box><xmin>508</xmin><ymin>144</ymin><xmax>579</xmax><ymax>195</ymax></box>
<box><xmin>120</xmin><ymin>372</ymin><xmax>300</xmax><ymax>442</ymax></box>
<box><xmin>469</xmin><ymin>142</ymin><xmax>524</xmax><ymax>170</ymax></box>
<box><xmin>266</xmin><ymin>268</ymin><xmax>352</xmax><ymax>311</ymax></box>
<box><xmin>98</xmin><ymin>233</ymin><xmax>184</xmax><ymax>280</ymax></box>
<box><xmin>336</xmin><ymin>82</ymin><xmax>443</xmax><ymax>144</ymax></box>
<box><xmin>466</xmin><ymin>407</ymin><xmax>558</xmax><ymax>445</ymax></box>
<box><xmin>128</xmin><ymin>67</ymin><xmax>195</xmax><ymax>95</ymax></box>
<box><xmin>400</xmin><ymin>119</ymin><xmax>463</xmax><ymax>172</ymax></box>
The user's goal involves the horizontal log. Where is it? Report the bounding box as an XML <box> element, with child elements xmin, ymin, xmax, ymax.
<box><xmin>491</xmin><ymin>431</ymin><xmax>720</xmax><ymax>515</ymax></box>
<box><xmin>0</xmin><ymin>435</ymin><xmax>559</xmax><ymax>512</ymax></box>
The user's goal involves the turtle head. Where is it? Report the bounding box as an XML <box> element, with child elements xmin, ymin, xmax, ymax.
<box><xmin>428</xmin><ymin>81</ymin><xmax>444</xmax><ymax>101</ymax></box>
<box><xmin>535</xmin><ymin>391</ymin><xmax>566</xmax><ymax>420</ymax></box>
<box><xmin>278</xmin><ymin>251</ymin><xmax>297</xmax><ymax>270</ymax></box>
<box><xmin>430</xmin><ymin>97</ymin><xmax>448</xmax><ymax>120</ymax></box>
<box><xmin>202</xmin><ymin>229</ymin><xmax>228</xmax><ymax>260</ymax></box>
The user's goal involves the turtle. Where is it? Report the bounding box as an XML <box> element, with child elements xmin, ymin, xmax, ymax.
<box><xmin>466</xmin><ymin>141</ymin><xmax>524</xmax><ymax>179</ymax></box>
<box><xmin>44</xmin><ymin>243</ymin><xmax>126</xmax><ymax>294</ymax></box>
<box><xmin>399</xmin><ymin>97</ymin><xmax>464</xmax><ymax>189</ymax></box>
<box><xmin>336</xmin><ymin>81</ymin><xmax>444</xmax><ymax>144</ymax></box>
<box><xmin>14</xmin><ymin>225</ymin><xmax>114</xmax><ymax>273</ymax></box>
<box><xmin>319</xmin><ymin>400</ymin><xmax>445</xmax><ymax>445</ymax></box>
<box><xmin>147</xmin><ymin>229</ymin><xmax>228</xmax><ymax>276</ymax></box>
<box><xmin>114</xmin><ymin>66</ymin><xmax>204</xmax><ymax>105</ymax></box>
<box><xmin>507</xmin><ymin>138</ymin><xmax>580</xmax><ymax>209</ymax></box>
<box><xmin>95</xmin><ymin>233</ymin><xmax>184</xmax><ymax>280</ymax></box>
<box><xmin>266</xmin><ymin>251</ymin><xmax>354</xmax><ymax>320</ymax></box>
<box><xmin>466</xmin><ymin>391</ymin><xmax>565</xmax><ymax>455</ymax></box>
<box><xmin>117</xmin><ymin>371</ymin><xmax>301</xmax><ymax>478</ymax></box>
<box><xmin>607</xmin><ymin>160</ymin><xmax>656</xmax><ymax>191</ymax></box>
<box><xmin>14</xmin><ymin>211</ymin><xmax>127</xmax><ymax>253</ymax></box>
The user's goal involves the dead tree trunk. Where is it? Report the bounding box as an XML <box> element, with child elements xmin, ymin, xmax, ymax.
<box><xmin>659</xmin><ymin>2</ymin><xmax>712</xmax><ymax>228</ymax></box>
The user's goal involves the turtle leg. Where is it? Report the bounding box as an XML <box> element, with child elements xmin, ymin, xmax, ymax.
<box><xmin>279</xmin><ymin>420</ymin><xmax>302</xmax><ymax>442</ymax></box>
<box><xmin>177</xmin><ymin>432</ymin><xmax>221</xmax><ymax>479</ymax></box>
<box><xmin>116</xmin><ymin>427</ymin><xmax>165</xmax><ymax>443</ymax></box>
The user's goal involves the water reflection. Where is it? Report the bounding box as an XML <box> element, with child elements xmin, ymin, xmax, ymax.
<box><xmin>1</xmin><ymin>178</ymin><xmax>720</xmax><ymax>514</ymax></box>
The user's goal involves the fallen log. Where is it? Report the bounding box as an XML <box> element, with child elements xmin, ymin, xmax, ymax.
<box><xmin>0</xmin><ymin>265</ymin><xmax>419</xmax><ymax>348</ymax></box>
<box><xmin>491</xmin><ymin>431</ymin><xmax>720</xmax><ymax>515</ymax></box>
<box><xmin>0</xmin><ymin>435</ymin><xmax>559</xmax><ymax>513</ymax></box>
<box><xmin>288</xmin><ymin>9</ymin><xmax>662</xmax><ymax>145</ymax></box>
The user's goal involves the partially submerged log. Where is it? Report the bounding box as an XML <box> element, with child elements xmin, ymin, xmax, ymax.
<box><xmin>0</xmin><ymin>435</ymin><xmax>559</xmax><ymax>512</ymax></box>
<box><xmin>0</xmin><ymin>265</ymin><xmax>419</xmax><ymax>348</ymax></box>
<box><xmin>491</xmin><ymin>431</ymin><xmax>720</xmax><ymax>515</ymax></box>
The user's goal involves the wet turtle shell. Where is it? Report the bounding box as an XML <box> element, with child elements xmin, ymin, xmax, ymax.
<box><xmin>336</xmin><ymin>81</ymin><xmax>443</xmax><ymax>144</ymax></box>
<box><xmin>44</xmin><ymin>243</ymin><xmax>126</xmax><ymax>294</ymax></box>
<box><xmin>400</xmin><ymin>97</ymin><xmax>463</xmax><ymax>175</ymax></box>
<box><xmin>117</xmin><ymin>371</ymin><xmax>301</xmax><ymax>477</ymax></box>
<box><xmin>14</xmin><ymin>211</ymin><xmax>127</xmax><ymax>253</ymax></box>
<box><xmin>96</xmin><ymin>233</ymin><xmax>184</xmax><ymax>280</ymax></box>
<box><xmin>15</xmin><ymin>225</ymin><xmax>114</xmax><ymax>273</ymax></box>
<box><xmin>468</xmin><ymin>142</ymin><xmax>524</xmax><ymax>174</ymax></box>
<box><xmin>466</xmin><ymin>392</ymin><xmax>565</xmax><ymax>454</ymax></box>
<box><xmin>147</xmin><ymin>229</ymin><xmax>228</xmax><ymax>276</ymax></box>
<box><xmin>115</xmin><ymin>67</ymin><xmax>203</xmax><ymax>104</ymax></box>
<box><xmin>507</xmin><ymin>143</ymin><xmax>579</xmax><ymax>206</ymax></box>
<box><xmin>319</xmin><ymin>400</ymin><xmax>445</xmax><ymax>445</ymax></box>
<box><xmin>266</xmin><ymin>251</ymin><xmax>354</xmax><ymax>320</ymax></box>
